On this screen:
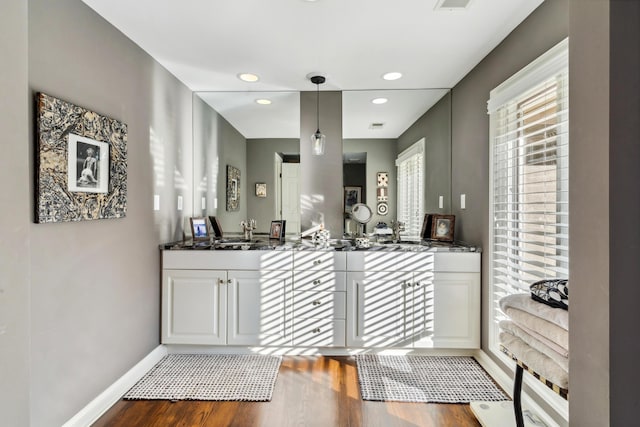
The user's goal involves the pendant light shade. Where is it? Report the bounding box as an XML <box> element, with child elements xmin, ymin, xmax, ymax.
<box><xmin>310</xmin><ymin>75</ymin><xmax>326</xmax><ymax>156</ymax></box>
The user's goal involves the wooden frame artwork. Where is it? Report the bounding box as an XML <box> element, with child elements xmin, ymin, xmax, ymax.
<box><xmin>35</xmin><ymin>92</ymin><xmax>127</xmax><ymax>223</ymax></box>
<box><xmin>430</xmin><ymin>214</ymin><xmax>455</xmax><ymax>242</ymax></box>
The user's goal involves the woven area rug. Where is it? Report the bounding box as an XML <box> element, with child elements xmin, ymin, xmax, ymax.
<box><xmin>124</xmin><ymin>354</ymin><xmax>282</xmax><ymax>401</ymax></box>
<box><xmin>355</xmin><ymin>355</ymin><xmax>509</xmax><ymax>403</ymax></box>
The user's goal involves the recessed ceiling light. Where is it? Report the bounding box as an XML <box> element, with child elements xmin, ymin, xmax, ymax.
<box><xmin>255</xmin><ymin>99</ymin><xmax>272</xmax><ymax>105</ymax></box>
<box><xmin>382</xmin><ymin>72</ymin><xmax>402</xmax><ymax>81</ymax></box>
<box><xmin>238</xmin><ymin>73</ymin><xmax>259</xmax><ymax>82</ymax></box>
<box><xmin>372</xmin><ymin>98</ymin><xmax>388</xmax><ymax>105</ymax></box>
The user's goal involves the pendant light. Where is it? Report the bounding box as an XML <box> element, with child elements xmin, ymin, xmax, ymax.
<box><xmin>309</xmin><ymin>75</ymin><xmax>326</xmax><ymax>156</ymax></box>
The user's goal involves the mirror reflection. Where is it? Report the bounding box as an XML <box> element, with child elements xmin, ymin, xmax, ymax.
<box><xmin>192</xmin><ymin>89</ymin><xmax>451</xmax><ymax>238</ymax></box>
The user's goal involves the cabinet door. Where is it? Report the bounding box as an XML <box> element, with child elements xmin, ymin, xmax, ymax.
<box><xmin>407</xmin><ymin>271</ymin><xmax>436</xmax><ymax>348</ymax></box>
<box><xmin>162</xmin><ymin>269</ymin><xmax>227</xmax><ymax>345</ymax></box>
<box><xmin>432</xmin><ymin>272</ymin><xmax>480</xmax><ymax>348</ymax></box>
<box><xmin>227</xmin><ymin>270</ymin><xmax>291</xmax><ymax>346</ymax></box>
<box><xmin>346</xmin><ymin>271</ymin><xmax>407</xmax><ymax>347</ymax></box>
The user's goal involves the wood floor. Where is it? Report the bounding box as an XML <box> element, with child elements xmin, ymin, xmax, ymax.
<box><xmin>92</xmin><ymin>356</ymin><xmax>483</xmax><ymax>427</ymax></box>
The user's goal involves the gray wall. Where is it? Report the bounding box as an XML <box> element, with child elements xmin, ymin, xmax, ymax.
<box><xmin>0</xmin><ymin>0</ymin><xmax>30</xmax><ymax>426</ymax></box>
<box><xmin>193</xmin><ymin>96</ymin><xmax>247</xmax><ymax>234</ymax></box>
<box><xmin>27</xmin><ymin>0</ymin><xmax>193</xmax><ymax>425</ymax></box>
<box><xmin>398</xmin><ymin>91</ymin><xmax>452</xmax><ymax>214</ymax></box>
<box><xmin>608</xmin><ymin>3</ymin><xmax>640</xmax><ymax>425</ymax></box>
<box><xmin>300</xmin><ymin>90</ymin><xmax>343</xmax><ymax>235</ymax></box>
<box><xmin>449</xmin><ymin>0</ymin><xmax>568</xmax><ymax>424</ymax></box>
<box><xmin>569</xmin><ymin>2</ymin><xmax>609</xmax><ymax>425</ymax></box>
<box><xmin>246</xmin><ymin>138</ymin><xmax>299</xmax><ymax>233</ymax></box>
<box><xmin>343</xmin><ymin>139</ymin><xmax>397</xmax><ymax>233</ymax></box>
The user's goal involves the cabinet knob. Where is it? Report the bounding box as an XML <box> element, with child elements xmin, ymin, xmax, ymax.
<box><xmin>312</xmin><ymin>328</ymin><xmax>321</xmax><ymax>333</ymax></box>
<box><xmin>313</xmin><ymin>259</ymin><xmax>324</xmax><ymax>265</ymax></box>
<box><xmin>227</xmin><ymin>279</ymin><xmax>233</xmax><ymax>284</ymax></box>
<box><xmin>313</xmin><ymin>279</ymin><xmax>321</xmax><ymax>285</ymax></box>
<box><xmin>217</xmin><ymin>278</ymin><xmax>225</xmax><ymax>285</ymax></box>
<box><xmin>312</xmin><ymin>300</ymin><xmax>322</xmax><ymax>306</ymax></box>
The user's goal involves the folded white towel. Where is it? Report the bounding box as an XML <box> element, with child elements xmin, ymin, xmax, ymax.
<box><xmin>504</xmin><ymin>307</ymin><xmax>569</xmax><ymax>353</ymax></box>
<box><xmin>500</xmin><ymin>331</ymin><xmax>569</xmax><ymax>390</ymax></box>
<box><xmin>500</xmin><ymin>320</ymin><xmax>569</xmax><ymax>368</ymax></box>
<box><xmin>500</xmin><ymin>293</ymin><xmax>568</xmax><ymax>331</ymax></box>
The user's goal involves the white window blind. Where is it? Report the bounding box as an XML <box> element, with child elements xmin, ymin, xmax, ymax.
<box><xmin>489</xmin><ymin>39</ymin><xmax>569</xmax><ymax>339</ymax></box>
<box><xmin>396</xmin><ymin>138</ymin><xmax>424</xmax><ymax>238</ymax></box>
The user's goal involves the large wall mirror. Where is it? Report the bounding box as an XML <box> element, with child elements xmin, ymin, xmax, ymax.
<box><xmin>192</xmin><ymin>88</ymin><xmax>451</xmax><ymax>237</ymax></box>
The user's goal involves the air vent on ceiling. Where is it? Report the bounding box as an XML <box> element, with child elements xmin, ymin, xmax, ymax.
<box><xmin>434</xmin><ymin>0</ymin><xmax>472</xmax><ymax>10</ymax></box>
<box><xmin>369</xmin><ymin>122</ymin><xmax>385</xmax><ymax>130</ymax></box>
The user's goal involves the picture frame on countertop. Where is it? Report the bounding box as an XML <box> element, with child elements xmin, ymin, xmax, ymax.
<box><xmin>420</xmin><ymin>213</ymin><xmax>433</xmax><ymax>239</ymax></box>
<box><xmin>208</xmin><ymin>215</ymin><xmax>224</xmax><ymax>238</ymax></box>
<box><xmin>430</xmin><ymin>214</ymin><xmax>455</xmax><ymax>242</ymax></box>
<box><xmin>190</xmin><ymin>217</ymin><xmax>210</xmax><ymax>242</ymax></box>
<box><xmin>269</xmin><ymin>220</ymin><xmax>286</xmax><ymax>242</ymax></box>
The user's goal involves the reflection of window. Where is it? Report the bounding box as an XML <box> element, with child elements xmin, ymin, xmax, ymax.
<box><xmin>396</xmin><ymin>138</ymin><xmax>424</xmax><ymax>238</ymax></box>
<box><xmin>488</xmin><ymin>39</ymin><xmax>569</xmax><ymax>352</ymax></box>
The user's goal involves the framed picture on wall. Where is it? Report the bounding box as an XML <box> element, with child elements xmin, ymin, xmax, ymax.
<box><xmin>344</xmin><ymin>186</ymin><xmax>362</xmax><ymax>213</ymax></box>
<box><xmin>255</xmin><ymin>182</ymin><xmax>267</xmax><ymax>197</ymax></box>
<box><xmin>430</xmin><ymin>214</ymin><xmax>455</xmax><ymax>242</ymax></box>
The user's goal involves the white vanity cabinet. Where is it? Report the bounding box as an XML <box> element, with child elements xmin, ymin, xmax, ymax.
<box><xmin>162</xmin><ymin>269</ymin><xmax>228</xmax><ymax>345</ymax></box>
<box><xmin>162</xmin><ymin>250</ymin><xmax>293</xmax><ymax>346</ymax></box>
<box><xmin>291</xmin><ymin>252</ymin><xmax>346</xmax><ymax>347</ymax></box>
<box><xmin>161</xmin><ymin>247</ymin><xmax>480</xmax><ymax>350</ymax></box>
<box><xmin>346</xmin><ymin>251</ymin><xmax>480</xmax><ymax>349</ymax></box>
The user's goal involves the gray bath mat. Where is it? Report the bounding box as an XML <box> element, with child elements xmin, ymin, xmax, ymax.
<box><xmin>355</xmin><ymin>355</ymin><xmax>509</xmax><ymax>403</ymax></box>
<box><xmin>124</xmin><ymin>354</ymin><xmax>282</xmax><ymax>401</ymax></box>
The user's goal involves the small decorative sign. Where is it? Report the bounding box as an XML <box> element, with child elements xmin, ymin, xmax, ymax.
<box><xmin>255</xmin><ymin>182</ymin><xmax>267</xmax><ymax>198</ymax></box>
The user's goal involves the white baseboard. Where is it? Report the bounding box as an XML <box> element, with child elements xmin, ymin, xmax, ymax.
<box><xmin>474</xmin><ymin>349</ymin><xmax>566</xmax><ymax>427</ymax></box>
<box><xmin>62</xmin><ymin>345</ymin><xmax>167</xmax><ymax>427</ymax></box>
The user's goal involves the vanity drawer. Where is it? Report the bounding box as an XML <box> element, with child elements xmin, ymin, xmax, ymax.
<box><xmin>163</xmin><ymin>250</ymin><xmax>293</xmax><ymax>270</ymax></box>
<box><xmin>293</xmin><ymin>251</ymin><xmax>346</xmax><ymax>271</ymax></box>
<box><xmin>433</xmin><ymin>253</ymin><xmax>480</xmax><ymax>272</ymax></box>
<box><xmin>293</xmin><ymin>270</ymin><xmax>346</xmax><ymax>291</ymax></box>
<box><xmin>293</xmin><ymin>290</ymin><xmax>346</xmax><ymax>319</ymax></box>
<box><xmin>293</xmin><ymin>318</ymin><xmax>346</xmax><ymax>347</ymax></box>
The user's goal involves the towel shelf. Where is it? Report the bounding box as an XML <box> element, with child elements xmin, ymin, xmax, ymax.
<box><xmin>501</xmin><ymin>345</ymin><xmax>568</xmax><ymax>427</ymax></box>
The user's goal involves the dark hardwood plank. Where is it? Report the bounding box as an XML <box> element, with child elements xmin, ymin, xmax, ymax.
<box><xmin>92</xmin><ymin>356</ymin><xmax>483</xmax><ymax>427</ymax></box>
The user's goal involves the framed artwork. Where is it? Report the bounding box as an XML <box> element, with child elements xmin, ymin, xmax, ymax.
<box><xmin>344</xmin><ymin>186</ymin><xmax>362</xmax><ymax>213</ymax></box>
<box><xmin>226</xmin><ymin>165</ymin><xmax>240</xmax><ymax>211</ymax></box>
<box><xmin>430</xmin><ymin>214</ymin><xmax>455</xmax><ymax>242</ymax></box>
<box><xmin>35</xmin><ymin>92</ymin><xmax>127</xmax><ymax>223</ymax></box>
<box><xmin>269</xmin><ymin>220</ymin><xmax>286</xmax><ymax>242</ymax></box>
<box><xmin>190</xmin><ymin>217</ymin><xmax>210</xmax><ymax>241</ymax></box>
<box><xmin>67</xmin><ymin>134</ymin><xmax>109</xmax><ymax>193</ymax></box>
<box><xmin>255</xmin><ymin>182</ymin><xmax>267</xmax><ymax>198</ymax></box>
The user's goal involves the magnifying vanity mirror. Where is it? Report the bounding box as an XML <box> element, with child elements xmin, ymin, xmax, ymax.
<box><xmin>192</xmin><ymin>88</ymin><xmax>451</xmax><ymax>238</ymax></box>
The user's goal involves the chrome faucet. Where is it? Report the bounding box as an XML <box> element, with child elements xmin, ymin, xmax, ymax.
<box><xmin>240</xmin><ymin>219</ymin><xmax>256</xmax><ymax>241</ymax></box>
<box><xmin>391</xmin><ymin>220</ymin><xmax>405</xmax><ymax>242</ymax></box>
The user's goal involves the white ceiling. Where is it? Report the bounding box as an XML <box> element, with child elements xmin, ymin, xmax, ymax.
<box><xmin>82</xmin><ymin>0</ymin><xmax>543</xmax><ymax>138</ymax></box>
